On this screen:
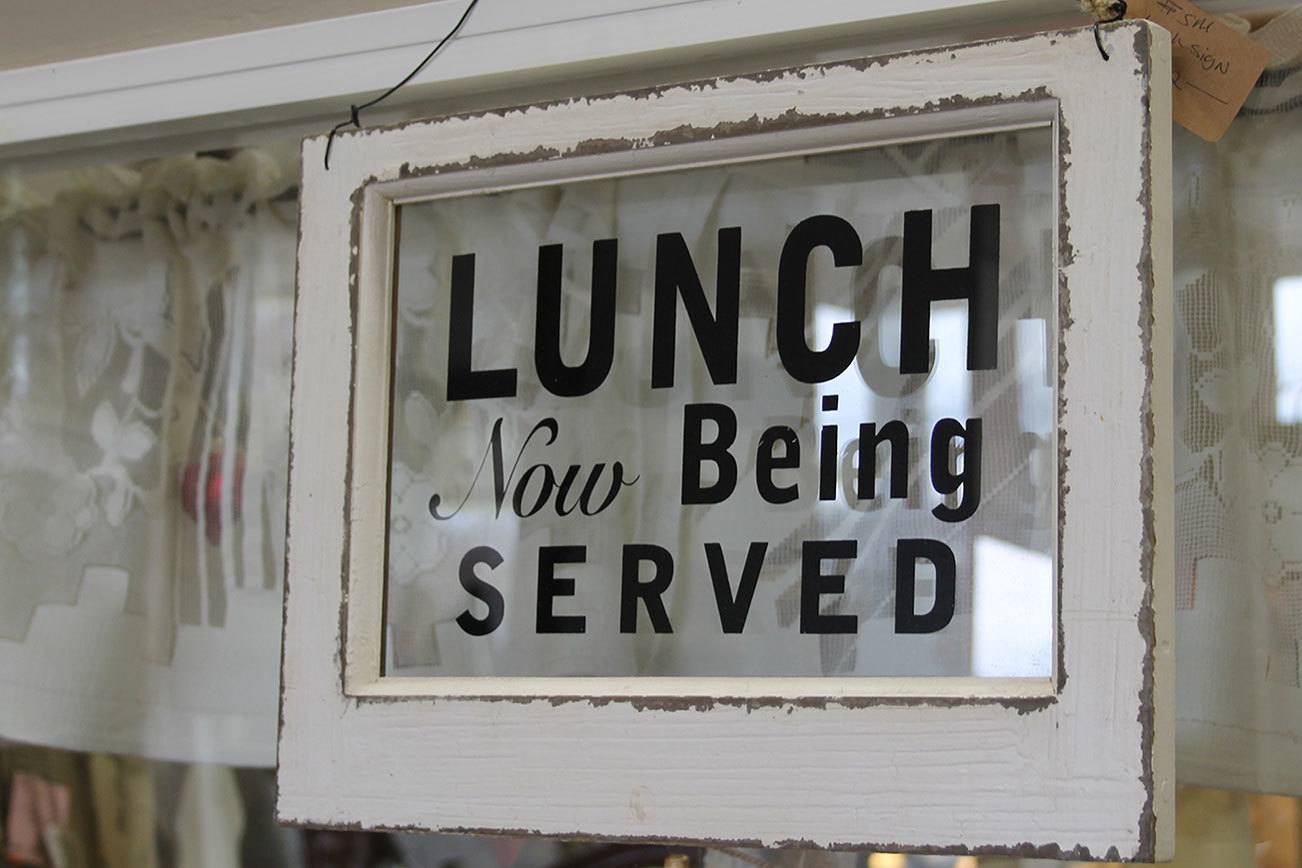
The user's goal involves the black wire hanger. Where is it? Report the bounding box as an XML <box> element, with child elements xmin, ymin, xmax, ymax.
<box><xmin>323</xmin><ymin>0</ymin><xmax>480</xmax><ymax>170</ymax></box>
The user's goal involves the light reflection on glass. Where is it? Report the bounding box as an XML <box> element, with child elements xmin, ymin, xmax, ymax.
<box><xmin>1274</xmin><ymin>276</ymin><xmax>1302</xmax><ymax>424</ymax></box>
<box><xmin>972</xmin><ymin>535</ymin><xmax>1053</xmax><ymax>677</ymax></box>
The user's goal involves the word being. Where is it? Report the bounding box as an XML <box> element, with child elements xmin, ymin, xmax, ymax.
<box><xmin>445</xmin><ymin>206</ymin><xmax>1000</xmax><ymax>400</ymax></box>
<box><xmin>453</xmin><ymin>538</ymin><xmax>956</xmax><ymax>638</ymax></box>
<box><xmin>683</xmin><ymin>396</ymin><xmax>981</xmax><ymax>522</ymax></box>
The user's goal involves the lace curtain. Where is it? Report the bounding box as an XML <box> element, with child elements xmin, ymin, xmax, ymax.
<box><xmin>1172</xmin><ymin>59</ymin><xmax>1302</xmax><ymax>794</ymax></box>
<box><xmin>0</xmin><ymin>150</ymin><xmax>295</xmax><ymax>765</ymax></box>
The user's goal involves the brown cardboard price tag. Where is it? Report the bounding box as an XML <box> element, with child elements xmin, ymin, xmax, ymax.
<box><xmin>1125</xmin><ymin>0</ymin><xmax>1270</xmax><ymax>141</ymax></box>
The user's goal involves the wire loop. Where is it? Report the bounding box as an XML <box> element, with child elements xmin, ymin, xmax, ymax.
<box><xmin>1094</xmin><ymin>0</ymin><xmax>1129</xmax><ymax>61</ymax></box>
<box><xmin>324</xmin><ymin>0</ymin><xmax>480</xmax><ymax>169</ymax></box>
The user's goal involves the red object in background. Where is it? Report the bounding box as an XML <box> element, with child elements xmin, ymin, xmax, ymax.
<box><xmin>180</xmin><ymin>451</ymin><xmax>244</xmax><ymax>545</ymax></box>
<box><xmin>4</xmin><ymin>771</ymin><xmax>69</xmax><ymax>868</ymax></box>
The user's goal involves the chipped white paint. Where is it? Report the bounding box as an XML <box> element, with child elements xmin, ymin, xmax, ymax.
<box><xmin>280</xmin><ymin>23</ymin><xmax>1173</xmax><ymax>859</ymax></box>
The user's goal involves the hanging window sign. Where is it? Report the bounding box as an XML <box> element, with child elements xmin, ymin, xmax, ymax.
<box><xmin>280</xmin><ymin>21</ymin><xmax>1174</xmax><ymax>860</ymax></box>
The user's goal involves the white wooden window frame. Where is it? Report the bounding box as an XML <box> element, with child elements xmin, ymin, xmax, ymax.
<box><xmin>279</xmin><ymin>21</ymin><xmax>1173</xmax><ymax>860</ymax></box>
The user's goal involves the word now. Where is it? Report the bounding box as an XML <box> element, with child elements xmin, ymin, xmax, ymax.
<box><xmin>454</xmin><ymin>538</ymin><xmax>957</xmax><ymax>638</ymax></box>
<box><xmin>445</xmin><ymin>206</ymin><xmax>1000</xmax><ymax>400</ymax></box>
<box><xmin>428</xmin><ymin>417</ymin><xmax>638</xmax><ymax>521</ymax></box>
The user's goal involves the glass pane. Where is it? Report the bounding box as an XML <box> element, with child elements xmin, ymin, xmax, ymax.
<box><xmin>383</xmin><ymin>126</ymin><xmax>1055</xmax><ymax>678</ymax></box>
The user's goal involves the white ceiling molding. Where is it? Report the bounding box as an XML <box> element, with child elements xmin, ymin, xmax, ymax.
<box><xmin>0</xmin><ymin>0</ymin><xmax>1262</xmax><ymax>163</ymax></box>
<box><xmin>1</xmin><ymin>0</ymin><xmax>1077</xmax><ymax>160</ymax></box>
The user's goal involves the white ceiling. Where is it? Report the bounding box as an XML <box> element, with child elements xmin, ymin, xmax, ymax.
<box><xmin>0</xmin><ymin>0</ymin><xmax>427</xmax><ymax>69</ymax></box>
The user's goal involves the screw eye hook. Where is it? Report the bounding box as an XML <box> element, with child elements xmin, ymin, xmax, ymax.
<box><xmin>1094</xmin><ymin>0</ymin><xmax>1129</xmax><ymax>61</ymax></box>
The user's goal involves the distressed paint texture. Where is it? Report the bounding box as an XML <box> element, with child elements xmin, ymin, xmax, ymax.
<box><xmin>279</xmin><ymin>22</ymin><xmax>1173</xmax><ymax>860</ymax></box>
